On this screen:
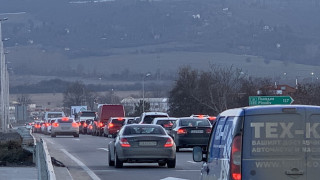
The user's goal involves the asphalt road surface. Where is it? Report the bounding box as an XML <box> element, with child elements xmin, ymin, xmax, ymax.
<box><xmin>34</xmin><ymin>133</ymin><xmax>203</xmax><ymax>180</ymax></box>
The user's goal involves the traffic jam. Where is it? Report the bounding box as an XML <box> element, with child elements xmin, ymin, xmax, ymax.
<box><xmin>28</xmin><ymin>105</ymin><xmax>320</xmax><ymax>180</ymax></box>
<box><xmin>30</xmin><ymin>104</ymin><xmax>216</xmax><ymax>170</ymax></box>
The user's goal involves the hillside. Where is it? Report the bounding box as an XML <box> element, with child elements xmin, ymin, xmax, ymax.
<box><xmin>1</xmin><ymin>0</ymin><xmax>320</xmax><ymax>90</ymax></box>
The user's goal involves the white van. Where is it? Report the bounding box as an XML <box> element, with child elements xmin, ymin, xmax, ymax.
<box><xmin>44</xmin><ymin>111</ymin><xmax>65</xmax><ymax>121</ymax></box>
<box><xmin>193</xmin><ymin>105</ymin><xmax>320</xmax><ymax>180</ymax></box>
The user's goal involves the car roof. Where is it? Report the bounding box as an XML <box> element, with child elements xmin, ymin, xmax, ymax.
<box><xmin>219</xmin><ymin>105</ymin><xmax>320</xmax><ymax>117</ymax></box>
<box><xmin>143</xmin><ymin>112</ymin><xmax>169</xmax><ymax>116</ymax></box>
<box><xmin>153</xmin><ymin>117</ymin><xmax>178</xmax><ymax>121</ymax></box>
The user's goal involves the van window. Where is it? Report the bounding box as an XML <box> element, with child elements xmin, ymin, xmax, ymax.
<box><xmin>208</xmin><ymin>116</ymin><xmax>239</xmax><ymax>162</ymax></box>
<box><xmin>48</xmin><ymin>113</ymin><xmax>63</xmax><ymax>118</ymax></box>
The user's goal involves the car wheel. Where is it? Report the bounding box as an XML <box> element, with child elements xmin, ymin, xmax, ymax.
<box><xmin>167</xmin><ymin>157</ymin><xmax>176</xmax><ymax>168</ymax></box>
<box><xmin>158</xmin><ymin>162</ymin><xmax>166</xmax><ymax>167</ymax></box>
<box><xmin>108</xmin><ymin>150</ymin><xmax>114</xmax><ymax>166</ymax></box>
<box><xmin>74</xmin><ymin>133</ymin><xmax>79</xmax><ymax>138</ymax></box>
<box><xmin>114</xmin><ymin>151</ymin><xmax>123</xmax><ymax>168</ymax></box>
<box><xmin>51</xmin><ymin>133</ymin><xmax>56</xmax><ymax>138</ymax></box>
<box><xmin>176</xmin><ymin>147</ymin><xmax>180</xmax><ymax>152</ymax></box>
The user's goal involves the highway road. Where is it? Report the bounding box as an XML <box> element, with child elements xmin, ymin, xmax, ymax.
<box><xmin>34</xmin><ymin>133</ymin><xmax>203</xmax><ymax>180</ymax></box>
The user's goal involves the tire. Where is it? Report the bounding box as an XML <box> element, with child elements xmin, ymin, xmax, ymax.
<box><xmin>158</xmin><ymin>162</ymin><xmax>166</xmax><ymax>167</ymax></box>
<box><xmin>176</xmin><ymin>147</ymin><xmax>180</xmax><ymax>152</ymax></box>
<box><xmin>167</xmin><ymin>158</ymin><xmax>176</xmax><ymax>168</ymax></box>
<box><xmin>114</xmin><ymin>151</ymin><xmax>123</xmax><ymax>168</ymax></box>
<box><xmin>108</xmin><ymin>150</ymin><xmax>114</xmax><ymax>166</ymax></box>
<box><xmin>74</xmin><ymin>133</ymin><xmax>79</xmax><ymax>138</ymax></box>
<box><xmin>51</xmin><ymin>133</ymin><xmax>56</xmax><ymax>138</ymax></box>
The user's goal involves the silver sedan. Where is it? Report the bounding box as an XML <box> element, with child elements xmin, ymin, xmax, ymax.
<box><xmin>51</xmin><ymin>117</ymin><xmax>79</xmax><ymax>138</ymax></box>
<box><xmin>108</xmin><ymin>124</ymin><xmax>176</xmax><ymax>168</ymax></box>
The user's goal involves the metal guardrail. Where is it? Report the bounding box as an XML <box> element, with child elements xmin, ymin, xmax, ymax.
<box><xmin>37</xmin><ymin>138</ymin><xmax>56</xmax><ymax>180</ymax></box>
<box><xmin>17</xmin><ymin>127</ymin><xmax>56</xmax><ymax>180</ymax></box>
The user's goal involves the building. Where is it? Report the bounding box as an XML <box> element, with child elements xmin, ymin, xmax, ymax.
<box><xmin>121</xmin><ymin>97</ymin><xmax>169</xmax><ymax>115</ymax></box>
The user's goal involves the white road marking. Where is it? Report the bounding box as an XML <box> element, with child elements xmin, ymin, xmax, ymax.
<box><xmin>187</xmin><ymin>161</ymin><xmax>197</xmax><ymax>164</ymax></box>
<box><xmin>160</xmin><ymin>177</ymin><xmax>189</xmax><ymax>180</ymax></box>
<box><xmin>174</xmin><ymin>170</ymin><xmax>200</xmax><ymax>172</ymax></box>
<box><xmin>97</xmin><ymin>148</ymin><xmax>109</xmax><ymax>152</ymax></box>
<box><xmin>45</xmin><ymin>138</ymin><xmax>55</xmax><ymax>145</ymax></box>
<box><xmin>66</xmin><ymin>168</ymin><xmax>74</xmax><ymax>180</ymax></box>
<box><xmin>73</xmin><ymin>139</ymin><xmax>80</xmax><ymax>141</ymax></box>
<box><xmin>60</xmin><ymin>149</ymin><xmax>101</xmax><ymax>180</ymax></box>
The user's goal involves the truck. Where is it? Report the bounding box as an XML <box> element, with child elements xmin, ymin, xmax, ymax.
<box><xmin>92</xmin><ymin>104</ymin><xmax>125</xmax><ymax>136</ymax></box>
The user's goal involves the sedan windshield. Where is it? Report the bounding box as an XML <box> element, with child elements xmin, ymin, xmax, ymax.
<box><xmin>180</xmin><ymin>119</ymin><xmax>211</xmax><ymax>127</ymax></box>
<box><xmin>123</xmin><ymin>126</ymin><xmax>166</xmax><ymax>135</ymax></box>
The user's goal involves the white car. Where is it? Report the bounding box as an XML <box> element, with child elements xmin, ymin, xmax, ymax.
<box><xmin>51</xmin><ymin>117</ymin><xmax>79</xmax><ymax>138</ymax></box>
<box><xmin>138</xmin><ymin>112</ymin><xmax>169</xmax><ymax>124</ymax></box>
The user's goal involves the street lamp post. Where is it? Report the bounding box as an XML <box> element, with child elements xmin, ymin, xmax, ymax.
<box><xmin>142</xmin><ymin>73</ymin><xmax>151</xmax><ymax>113</ymax></box>
<box><xmin>0</xmin><ymin>17</ymin><xmax>8</xmax><ymax>132</ymax></box>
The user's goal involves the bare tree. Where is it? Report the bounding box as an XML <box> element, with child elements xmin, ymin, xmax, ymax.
<box><xmin>63</xmin><ymin>81</ymin><xmax>89</xmax><ymax>112</ymax></box>
<box><xmin>17</xmin><ymin>94</ymin><xmax>32</xmax><ymax>105</ymax></box>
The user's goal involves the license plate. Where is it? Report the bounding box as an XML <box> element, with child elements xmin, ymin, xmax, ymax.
<box><xmin>191</xmin><ymin>130</ymin><xmax>203</xmax><ymax>133</ymax></box>
<box><xmin>62</xmin><ymin>127</ymin><xmax>70</xmax><ymax>130</ymax></box>
<box><xmin>139</xmin><ymin>141</ymin><xmax>157</xmax><ymax>146</ymax></box>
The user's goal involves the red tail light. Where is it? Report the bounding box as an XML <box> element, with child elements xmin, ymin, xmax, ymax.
<box><xmin>52</xmin><ymin>123</ymin><xmax>59</xmax><ymax>127</ymax></box>
<box><xmin>45</xmin><ymin>123</ymin><xmax>50</xmax><ymax>127</ymax></box>
<box><xmin>164</xmin><ymin>138</ymin><xmax>174</xmax><ymax>147</ymax></box>
<box><xmin>120</xmin><ymin>138</ymin><xmax>131</xmax><ymax>147</ymax></box>
<box><xmin>177</xmin><ymin>128</ymin><xmax>187</xmax><ymax>134</ymax></box>
<box><xmin>72</xmin><ymin>122</ymin><xmax>79</xmax><ymax>128</ymax></box>
<box><xmin>83</xmin><ymin>123</ymin><xmax>87</xmax><ymax>127</ymax></box>
<box><xmin>99</xmin><ymin>122</ymin><xmax>104</xmax><ymax>127</ymax></box>
<box><xmin>206</xmin><ymin>128</ymin><xmax>212</xmax><ymax>134</ymax></box>
<box><xmin>108</xmin><ymin>123</ymin><xmax>114</xmax><ymax>128</ymax></box>
<box><xmin>35</xmin><ymin>124</ymin><xmax>40</xmax><ymax>128</ymax></box>
<box><xmin>231</xmin><ymin>135</ymin><xmax>242</xmax><ymax>180</ymax></box>
<box><xmin>89</xmin><ymin>125</ymin><xmax>93</xmax><ymax>130</ymax></box>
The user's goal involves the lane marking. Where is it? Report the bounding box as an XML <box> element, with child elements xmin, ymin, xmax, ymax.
<box><xmin>45</xmin><ymin>138</ymin><xmax>55</xmax><ymax>145</ymax></box>
<box><xmin>174</xmin><ymin>170</ymin><xmax>200</xmax><ymax>172</ymax></box>
<box><xmin>160</xmin><ymin>177</ymin><xmax>189</xmax><ymax>180</ymax></box>
<box><xmin>187</xmin><ymin>161</ymin><xmax>197</xmax><ymax>164</ymax></box>
<box><xmin>97</xmin><ymin>148</ymin><xmax>109</xmax><ymax>152</ymax></box>
<box><xmin>66</xmin><ymin>168</ymin><xmax>74</xmax><ymax>180</ymax></box>
<box><xmin>60</xmin><ymin>149</ymin><xmax>101</xmax><ymax>180</ymax></box>
<box><xmin>73</xmin><ymin>139</ymin><xmax>80</xmax><ymax>141</ymax></box>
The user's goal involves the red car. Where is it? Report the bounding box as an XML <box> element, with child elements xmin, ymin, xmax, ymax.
<box><xmin>103</xmin><ymin>117</ymin><xmax>126</xmax><ymax>138</ymax></box>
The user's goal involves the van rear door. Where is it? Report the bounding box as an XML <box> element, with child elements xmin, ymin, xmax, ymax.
<box><xmin>305</xmin><ymin>107</ymin><xmax>320</xmax><ymax>179</ymax></box>
<box><xmin>242</xmin><ymin>106</ymin><xmax>307</xmax><ymax>180</ymax></box>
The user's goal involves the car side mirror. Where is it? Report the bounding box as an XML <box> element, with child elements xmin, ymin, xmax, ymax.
<box><xmin>193</xmin><ymin>146</ymin><xmax>207</xmax><ymax>162</ymax></box>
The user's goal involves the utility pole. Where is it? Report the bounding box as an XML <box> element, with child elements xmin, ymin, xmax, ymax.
<box><xmin>0</xmin><ymin>17</ymin><xmax>8</xmax><ymax>132</ymax></box>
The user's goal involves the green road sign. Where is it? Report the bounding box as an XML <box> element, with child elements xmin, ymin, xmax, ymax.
<box><xmin>249</xmin><ymin>96</ymin><xmax>294</xmax><ymax>106</ymax></box>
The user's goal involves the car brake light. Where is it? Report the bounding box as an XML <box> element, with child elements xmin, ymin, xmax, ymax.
<box><xmin>52</xmin><ymin>123</ymin><xmax>59</xmax><ymax>127</ymax></box>
<box><xmin>46</xmin><ymin>123</ymin><xmax>50</xmax><ymax>127</ymax></box>
<box><xmin>83</xmin><ymin>123</ymin><xmax>87</xmax><ymax>127</ymax></box>
<box><xmin>198</xmin><ymin>115</ymin><xmax>204</xmax><ymax>118</ymax></box>
<box><xmin>208</xmin><ymin>116</ymin><xmax>216</xmax><ymax>121</ymax></box>
<box><xmin>118</xmin><ymin>118</ymin><xmax>124</xmax><ymax>120</ymax></box>
<box><xmin>108</xmin><ymin>123</ymin><xmax>114</xmax><ymax>128</ymax></box>
<box><xmin>62</xmin><ymin>117</ymin><xmax>69</xmax><ymax>121</ymax></box>
<box><xmin>120</xmin><ymin>138</ymin><xmax>131</xmax><ymax>147</ymax></box>
<box><xmin>99</xmin><ymin>122</ymin><xmax>104</xmax><ymax>127</ymax></box>
<box><xmin>206</xmin><ymin>128</ymin><xmax>211</xmax><ymax>134</ymax></box>
<box><xmin>72</xmin><ymin>122</ymin><xmax>79</xmax><ymax>128</ymax></box>
<box><xmin>231</xmin><ymin>135</ymin><xmax>242</xmax><ymax>180</ymax></box>
<box><xmin>177</xmin><ymin>128</ymin><xmax>187</xmax><ymax>134</ymax></box>
<box><xmin>164</xmin><ymin>138</ymin><xmax>174</xmax><ymax>147</ymax></box>
<box><xmin>89</xmin><ymin>125</ymin><xmax>93</xmax><ymax>129</ymax></box>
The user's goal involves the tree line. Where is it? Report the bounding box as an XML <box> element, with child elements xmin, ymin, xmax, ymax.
<box><xmin>17</xmin><ymin>65</ymin><xmax>320</xmax><ymax>117</ymax></box>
